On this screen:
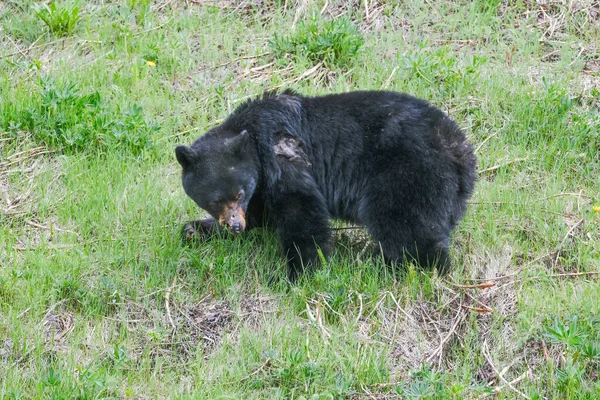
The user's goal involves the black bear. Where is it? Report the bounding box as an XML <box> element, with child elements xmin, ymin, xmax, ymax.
<box><xmin>175</xmin><ymin>90</ymin><xmax>476</xmax><ymax>282</ymax></box>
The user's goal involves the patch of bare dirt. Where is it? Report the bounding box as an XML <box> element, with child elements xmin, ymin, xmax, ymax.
<box><xmin>373</xmin><ymin>291</ymin><xmax>469</xmax><ymax>372</ymax></box>
<box><xmin>239</xmin><ymin>293</ymin><xmax>280</xmax><ymax>327</ymax></box>
<box><xmin>181</xmin><ymin>296</ymin><xmax>234</xmax><ymax>350</ymax></box>
<box><xmin>350</xmin><ymin>246</ymin><xmax>524</xmax><ymax>389</ymax></box>
<box><xmin>529</xmin><ymin>0</ymin><xmax>600</xmax><ymax>41</ymax></box>
<box><xmin>42</xmin><ymin>308</ymin><xmax>76</xmax><ymax>353</ymax></box>
<box><xmin>113</xmin><ymin>294</ymin><xmax>238</xmax><ymax>363</ymax></box>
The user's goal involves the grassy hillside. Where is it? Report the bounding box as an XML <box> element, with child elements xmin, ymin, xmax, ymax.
<box><xmin>1</xmin><ymin>0</ymin><xmax>599</xmax><ymax>398</ymax></box>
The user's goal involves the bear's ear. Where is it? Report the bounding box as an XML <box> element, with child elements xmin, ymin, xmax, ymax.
<box><xmin>225</xmin><ymin>130</ymin><xmax>251</xmax><ymax>155</ymax></box>
<box><xmin>273</xmin><ymin>135</ymin><xmax>311</xmax><ymax>167</ymax></box>
<box><xmin>175</xmin><ymin>145</ymin><xmax>196</xmax><ymax>169</ymax></box>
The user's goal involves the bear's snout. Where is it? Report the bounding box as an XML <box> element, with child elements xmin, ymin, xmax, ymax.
<box><xmin>229</xmin><ymin>221</ymin><xmax>243</xmax><ymax>234</ymax></box>
<box><xmin>218</xmin><ymin>204</ymin><xmax>246</xmax><ymax>235</ymax></box>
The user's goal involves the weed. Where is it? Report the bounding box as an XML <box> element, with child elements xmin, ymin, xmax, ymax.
<box><xmin>541</xmin><ymin>315</ymin><xmax>600</xmax><ymax>397</ymax></box>
<box><xmin>3</xmin><ymin>78</ymin><xmax>158</xmax><ymax>154</ymax></box>
<box><xmin>33</xmin><ymin>1</ymin><xmax>80</xmax><ymax>37</ymax></box>
<box><xmin>269</xmin><ymin>17</ymin><xmax>364</xmax><ymax>69</ymax></box>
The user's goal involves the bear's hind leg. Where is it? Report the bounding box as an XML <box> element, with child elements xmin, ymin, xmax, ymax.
<box><xmin>361</xmin><ymin>207</ymin><xmax>451</xmax><ymax>274</ymax></box>
<box><xmin>373</xmin><ymin>229</ymin><xmax>451</xmax><ymax>274</ymax></box>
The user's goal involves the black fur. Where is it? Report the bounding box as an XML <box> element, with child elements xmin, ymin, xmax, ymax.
<box><xmin>176</xmin><ymin>90</ymin><xmax>476</xmax><ymax>282</ymax></box>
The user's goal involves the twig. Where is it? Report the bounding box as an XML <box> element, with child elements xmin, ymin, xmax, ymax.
<box><xmin>200</xmin><ymin>52</ymin><xmax>271</xmax><ymax>72</ymax></box>
<box><xmin>541</xmin><ymin>341</ymin><xmax>550</xmax><ymax>362</ymax></box>
<box><xmin>353</xmin><ymin>291</ymin><xmax>364</xmax><ymax>325</ymax></box>
<box><xmin>425</xmin><ymin>299</ymin><xmax>465</xmax><ymax>363</ymax></box>
<box><xmin>445</xmin><ymin>280</ymin><xmax>496</xmax><ymax>289</ymax></box>
<box><xmin>24</xmin><ymin>219</ymin><xmax>79</xmax><ymax>237</ymax></box>
<box><xmin>7</xmin><ymin>146</ymin><xmax>46</xmax><ymax>160</ymax></box>
<box><xmin>385</xmin><ymin>291</ymin><xmax>417</xmax><ymax>323</ymax></box>
<box><xmin>542</xmin><ymin>192</ymin><xmax>591</xmax><ymax>200</ymax></box>
<box><xmin>241</xmin><ymin>61</ymin><xmax>275</xmax><ymax>76</ymax></box>
<box><xmin>240</xmin><ymin>359</ymin><xmax>271</xmax><ymax>382</ymax></box>
<box><xmin>17</xmin><ymin>307</ymin><xmax>31</xmax><ymax>318</ymax></box>
<box><xmin>5</xmin><ymin>35</ymin><xmax>29</xmax><ymax>60</ymax></box>
<box><xmin>156</xmin><ymin>0</ymin><xmax>176</xmax><ymax>11</ymax></box>
<box><xmin>0</xmin><ymin>38</ymin><xmax>65</xmax><ymax>61</ymax></box>
<box><xmin>482</xmin><ymin>340</ymin><xmax>530</xmax><ymax>399</ymax></box>
<box><xmin>166</xmin><ymin>275</ymin><xmax>177</xmax><ymax>333</ymax></box>
<box><xmin>331</xmin><ymin>226</ymin><xmax>363</xmax><ymax>231</ymax></box>
<box><xmin>431</xmin><ymin>39</ymin><xmax>477</xmax><ymax>45</ymax></box>
<box><xmin>479</xmin><ymin>158</ymin><xmax>528</xmax><ymax>174</ymax></box>
<box><xmin>568</xmin><ymin>45</ymin><xmax>585</xmax><ymax>67</ymax></box>
<box><xmin>272</xmin><ymin>62</ymin><xmax>324</xmax><ymax>90</ymax></box>
<box><xmin>462</xmin><ymin>304</ymin><xmax>493</xmax><ymax>313</ymax></box>
<box><xmin>553</xmin><ymin>218</ymin><xmax>584</xmax><ymax>267</ymax></box>
<box><xmin>320</xmin><ymin>0</ymin><xmax>328</xmax><ymax>15</ymax></box>
<box><xmin>382</xmin><ymin>67</ymin><xmax>399</xmax><ymax>89</ymax></box>
<box><xmin>461</xmin><ymin>288</ymin><xmax>495</xmax><ymax>313</ymax></box>
<box><xmin>1</xmin><ymin>150</ymin><xmax>53</xmax><ymax>170</ymax></box>
<box><xmin>474</xmin><ymin>132</ymin><xmax>497</xmax><ymax>154</ymax></box>
<box><xmin>305</xmin><ymin>299</ymin><xmax>331</xmax><ymax>341</ymax></box>
<box><xmin>547</xmin><ymin>271</ymin><xmax>600</xmax><ymax>278</ymax></box>
<box><xmin>541</xmin><ymin>49</ymin><xmax>560</xmax><ymax>61</ymax></box>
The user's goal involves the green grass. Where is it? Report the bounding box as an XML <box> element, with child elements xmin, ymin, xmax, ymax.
<box><xmin>1</xmin><ymin>0</ymin><xmax>599</xmax><ymax>398</ymax></box>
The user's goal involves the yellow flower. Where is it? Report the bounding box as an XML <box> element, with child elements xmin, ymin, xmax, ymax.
<box><xmin>593</xmin><ymin>206</ymin><xmax>600</xmax><ymax>213</ymax></box>
<box><xmin>146</xmin><ymin>60</ymin><xmax>156</xmax><ymax>67</ymax></box>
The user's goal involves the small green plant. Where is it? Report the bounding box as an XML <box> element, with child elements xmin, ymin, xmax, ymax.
<box><xmin>33</xmin><ymin>1</ymin><xmax>80</xmax><ymax>37</ymax></box>
<box><xmin>542</xmin><ymin>315</ymin><xmax>600</xmax><ymax>396</ymax></box>
<box><xmin>473</xmin><ymin>0</ymin><xmax>503</xmax><ymax>14</ymax></box>
<box><xmin>394</xmin><ymin>367</ymin><xmax>446</xmax><ymax>399</ymax></box>
<box><xmin>10</xmin><ymin>78</ymin><xmax>158</xmax><ymax>154</ymax></box>
<box><xmin>42</xmin><ymin>367</ymin><xmax>61</xmax><ymax>387</ymax></box>
<box><xmin>544</xmin><ymin>317</ymin><xmax>586</xmax><ymax>349</ymax></box>
<box><xmin>269</xmin><ymin>17</ymin><xmax>364</xmax><ymax>69</ymax></box>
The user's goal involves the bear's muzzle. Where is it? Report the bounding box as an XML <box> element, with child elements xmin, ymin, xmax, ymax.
<box><xmin>217</xmin><ymin>203</ymin><xmax>246</xmax><ymax>235</ymax></box>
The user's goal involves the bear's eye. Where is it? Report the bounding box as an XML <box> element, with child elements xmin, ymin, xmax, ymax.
<box><xmin>236</xmin><ymin>190</ymin><xmax>244</xmax><ymax>201</ymax></box>
<box><xmin>209</xmin><ymin>198</ymin><xmax>223</xmax><ymax>208</ymax></box>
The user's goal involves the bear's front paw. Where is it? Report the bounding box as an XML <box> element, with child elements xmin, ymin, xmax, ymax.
<box><xmin>181</xmin><ymin>221</ymin><xmax>205</xmax><ymax>244</ymax></box>
<box><xmin>181</xmin><ymin>221</ymin><xmax>199</xmax><ymax>242</ymax></box>
<box><xmin>181</xmin><ymin>218</ymin><xmax>221</xmax><ymax>243</ymax></box>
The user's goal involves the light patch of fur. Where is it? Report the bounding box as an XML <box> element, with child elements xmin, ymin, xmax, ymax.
<box><xmin>273</xmin><ymin>136</ymin><xmax>311</xmax><ymax>167</ymax></box>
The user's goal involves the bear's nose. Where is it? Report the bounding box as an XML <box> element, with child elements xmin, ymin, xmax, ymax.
<box><xmin>229</xmin><ymin>221</ymin><xmax>242</xmax><ymax>234</ymax></box>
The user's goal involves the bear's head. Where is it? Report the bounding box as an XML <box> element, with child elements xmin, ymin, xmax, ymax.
<box><xmin>175</xmin><ymin>130</ymin><xmax>258</xmax><ymax>234</ymax></box>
